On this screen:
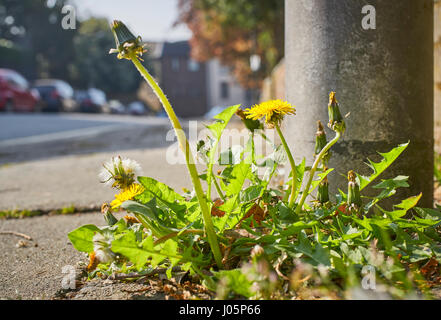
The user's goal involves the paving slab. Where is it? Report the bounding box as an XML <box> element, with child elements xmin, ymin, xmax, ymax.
<box><xmin>0</xmin><ymin>212</ymin><xmax>105</xmax><ymax>299</ymax></box>
<box><xmin>0</xmin><ymin>147</ymin><xmax>195</xmax><ymax>212</ymax></box>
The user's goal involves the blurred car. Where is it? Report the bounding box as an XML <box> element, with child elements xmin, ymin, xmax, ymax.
<box><xmin>108</xmin><ymin>100</ymin><xmax>126</xmax><ymax>114</ymax></box>
<box><xmin>128</xmin><ymin>101</ymin><xmax>146</xmax><ymax>115</ymax></box>
<box><xmin>0</xmin><ymin>68</ymin><xmax>39</xmax><ymax>112</ymax></box>
<box><xmin>33</xmin><ymin>79</ymin><xmax>76</xmax><ymax>112</ymax></box>
<box><xmin>156</xmin><ymin>110</ymin><xmax>168</xmax><ymax>118</ymax></box>
<box><xmin>204</xmin><ymin>106</ymin><xmax>228</xmax><ymax>120</ymax></box>
<box><xmin>75</xmin><ymin>88</ymin><xmax>107</xmax><ymax>113</ymax></box>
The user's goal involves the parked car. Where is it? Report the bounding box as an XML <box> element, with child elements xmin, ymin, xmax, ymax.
<box><xmin>128</xmin><ymin>101</ymin><xmax>146</xmax><ymax>115</ymax></box>
<box><xmin>156</xmin><ymin>110</ymin><xmax>168</xmax><ymax>118</ymax></box>
<box><xmin>75</xmin><ymin>88</ymin><xmax>107</xmax><ymax>113</ymax></box>
<box><xmin>108</xmin><ymin>100</ymin><xmax>126</xmax><ymax>114</ymax></box>
<box><xmin>0</xmin><ymin>68</ymin><xmax>39</xmax><ymax>112</ymax></box>
<box><xmin>33</xmin><ymin>79</ymin><xmax>76</xmax><ymax>112</ymax></box>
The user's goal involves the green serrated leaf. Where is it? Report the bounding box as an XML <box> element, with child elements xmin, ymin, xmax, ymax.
<box><xmin>206</xmin><ymin>105</ymin><xmax>241</xmax><ymax>139</ymax></box>
<box><xmin>206</xmin><ymin>105</ymin><xmax>241</xmax><ymax>201</ymax></box>
<box><xmin>379</xmin><ymin>194</ymin><xmax>422</xmax><ymax>219</ymax></box>
<box><xmin>224</xmin><ymin>163</ymin><xmax>252</xmax><ymax>197</ymax></box>
<box><xmin>395</xmin><ymin>193</ymin><xmax>422</xmax><ymax>211</ymax></box>
<box><xmin>136</xmin><ymin>176</ymin><xmax>185</xmax><ymax>213</ymax></box>
<box><xmin>122</xmin><ymin>201</ymin><xmax>177</xmax><ymax>238</ymax></box>
<box><xmin>111</xmin><ymin>231</ymin><xmax>181</xmax><ymax>270</ymax></box>
<box><xmin>68</xmin><ymin>225</ymin><xmax>101</xmax><ymax>253</ymax></box>
<box><xmin>356</xmin><ymin>142</ymin><xmax>409</xmax><ymax>191</ymax></box>
<box><xmin>373</xmin><ymin>176</ymin><xmax>409</xmax><ymax>189</ymax></box>
<box><xmin>310</xmin><ymin>168</ymin><xmax>334</xmax><ymax>193</ymax></box>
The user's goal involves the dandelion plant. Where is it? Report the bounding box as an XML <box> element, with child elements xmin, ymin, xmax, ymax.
<box><xmin>67</xmin><ymin>19</ymin><xmax>441</xmax><ymax>300</ymax></box>
<box><xmin>109</xmin><ymin>20</ymin><xmax>223</xmax><ymax>268</ymax></box>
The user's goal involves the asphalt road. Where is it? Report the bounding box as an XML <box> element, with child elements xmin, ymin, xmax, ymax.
<box><xmin>0</xmin><ymin>114</ymin><xmax>125</xmax><ymax>140</ymax></box>
<box><xmin>0</xmin><ymin>113</ymin><xmax>175</xmax><ymax>164</ymax></box>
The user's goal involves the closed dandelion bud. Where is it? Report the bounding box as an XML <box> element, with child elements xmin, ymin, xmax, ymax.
<box><xmin>347</xmin><ymin>170</ymin><xmax>362</xmax><ymax>214</ymax></box>
<box><xmin>109</xmin><ymin>20</ymin><xmax>147</xmax><ymax>60</ymax></box>
<box><xmin>101</xmin><ymin>203</ymin><xmax>118</xmax><ymax>226</ymax></box>
<box><xmin>315</xmin><ymin>121</ymin><xmax>330</xmax><ymax>165</ymax></box>
<box><xmin>327</xmin><ymin>92</ymin><xmax>346</xmax><ymax>133</ymax></box>
<box><xmin>317</xmin><ymin>176</ymin><xmax>330</xmax><ymax>204</ymax></box>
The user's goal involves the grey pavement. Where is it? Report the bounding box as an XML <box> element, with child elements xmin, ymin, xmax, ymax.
<box><xmin>0</xmin><ymin>112</ymin><xmax>238</xmax><ymax>211</ymax></box>
<box><xmin>0</xmin><ymin>147</ymin><xmax>194</xmax><ymax>211</ymax></box>
<box><xmin>0</xmin><ymin>212</ymin><xmax>105</xmax><ymax>299</ymax></box>
<box><xmin>0</xmin><ymin>112</ymin><xmax>233</xmax><ymax>300</ymax></box>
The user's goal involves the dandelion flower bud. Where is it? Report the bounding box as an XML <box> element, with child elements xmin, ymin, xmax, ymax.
<box><xmin>327</xmin><ymin>92</ymin><xmax>346</xmax><ymax>133</ymax></box>
<box><xmin>109</xmin><ymin>20</ymin><xmax>147</xmax><ymax>60</ymax></box>
<box><xmin>347</xmin><ymin>170</ymin><xmax>362</xmax><ymax>214</ymax></box>
<box><xmin>101</xmin><ymin>203</ymin><xmax>118</xmax><ymax>226</ymax></box>
<box><xmin>317</xmin><ymin>175</ymin><xmax>330</xmax><ymax>204</ymax></box>
<box><xmin>315</xmin><ymin>121</ymin><xmax>330</xmax><ymax>165</ymax></box>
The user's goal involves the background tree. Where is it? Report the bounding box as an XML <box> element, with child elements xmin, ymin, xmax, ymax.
<box><xmin>0</xmin><ymin>0</ymin><xmax>77</xmax><ymax>79</ymax></box>
<box><xmin>176</xmin><ymin>0</ymin><xmax>284</xmax><ymax>89</ymax></box>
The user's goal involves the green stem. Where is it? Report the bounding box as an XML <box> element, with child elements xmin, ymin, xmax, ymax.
<box><xmin>295</xmin><ymin>131</ymin><xmax>341</xmax><ymax>215</ymax></box>
<box><xmin>275</xmin><ymin>124</ymin><xmax>297</xmax><ymax>208</ymax></box>
<box><xmin>130</xmin><ymin>55</ymin><xmax>223</xmax><ymax>268</ymax></box>
<box><xmin>206</xmin><ymin>145</ymin><xmax>221</xmax><ymax>203</ymax></box>
<box><xmin>251</xmin><ymin>131</ymin><xmax>256</xmax><ymax>165</ymax></box>
<box><xmin>212</xmin><ymin>170</ymin><xmax>226</xmax><ymax>201</ymax></box>
<box><xmin>259</xmin><ymin>160</ymin><xmax>278</xmax><ymax>199</ymax></box>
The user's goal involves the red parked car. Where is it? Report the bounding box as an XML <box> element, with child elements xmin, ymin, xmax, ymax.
<box><xmin>0</xmin><ymin>68</ymin><xmax>39</xmax><ymax>112</ymax></box>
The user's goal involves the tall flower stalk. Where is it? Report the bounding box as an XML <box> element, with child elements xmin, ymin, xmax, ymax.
<box><xmin>274</xmin><ymin>123</ymin><xmax>297</xmax><ymax>207</ymax></box>
<box><xmin>244</xmin><ymin>100</ymin><xmax>297</xmax><ymax>207</ymax></box>
<box><xmin>110</xmin><ymin>21</ymin><xmax>222</xmax><ymax>268</ymax></box>
<box><xmin>295</xmin><ymin>131</ymin><xmax>341</xmax><ymax>214</ymax></box>
<box><xmin>295</xmin><ymin>92</ymin><xmax>345</xmax><ymax>214</ymax></box>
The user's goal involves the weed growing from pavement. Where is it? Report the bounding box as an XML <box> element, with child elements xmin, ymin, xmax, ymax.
<box><xmin>68</xmin><ymin>21</ymin><xmax>441</xmax><ymax>300</ymax></box>
<box><xmin>0</xmin><ymin>205</ymin><xmax>94</xmax><ymax>219</ymax></box>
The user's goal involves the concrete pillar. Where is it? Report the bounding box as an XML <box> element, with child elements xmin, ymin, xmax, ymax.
<box><xmin>285</xmin><ymin>0</ymin><xmax>434</xmax><ymax>207</ymax></box>
<box><xmin>435</xmin><ymin>0</ymin><xmax>441</xmax><ymax>153</ymax></box>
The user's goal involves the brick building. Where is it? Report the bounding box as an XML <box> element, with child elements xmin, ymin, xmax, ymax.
<box><xmin>159</xmin><ymin>41</ymin><xmax>208</xmax><ymax>118</ymax></box>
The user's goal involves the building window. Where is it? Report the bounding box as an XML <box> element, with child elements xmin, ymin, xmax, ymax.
<box><xmin>219</xmin><ymin>64</ymin><xmax>230</xmax><ymax>75</ymax></box>
<box><xmin>220</xmin><ymin>82</ymin><xmax>229</xmax><ymax>99</ymax></box>
<box><xmin>245</xmin><ymin>89</ymin><xmax>253</xmax><ymax>102</ymax></box>
<box><xmin>171</xmin><ymin>58</ymin><xmax>180</xmax><ymax>72</ymax></box>
<box><xmin>187</xmin><ymin>59</ymin><xmax>200</xmax><ymax>72</ymax></box>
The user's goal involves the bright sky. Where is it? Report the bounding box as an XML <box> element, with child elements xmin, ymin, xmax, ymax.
<box><xmin>68</xmin><ymin>0</ymin><xmax>192</xmax><ymax>42</ymax></box>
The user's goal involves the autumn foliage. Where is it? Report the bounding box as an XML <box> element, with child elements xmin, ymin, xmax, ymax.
<box><xmin>176</xmin><ymin>0</ymin><xmax>284</xmax><ymax>89</ymax></box>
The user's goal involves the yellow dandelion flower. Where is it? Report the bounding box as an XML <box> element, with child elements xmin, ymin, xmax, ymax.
<box><xmin>244</xmin><ymin>100</ymin><xmax>296</xmax><ymax>127</ymax></box>
<box><xmin>110</xmin><ymin>183</ymin><xmax>145</xmax><ymax>210</ymax></box>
